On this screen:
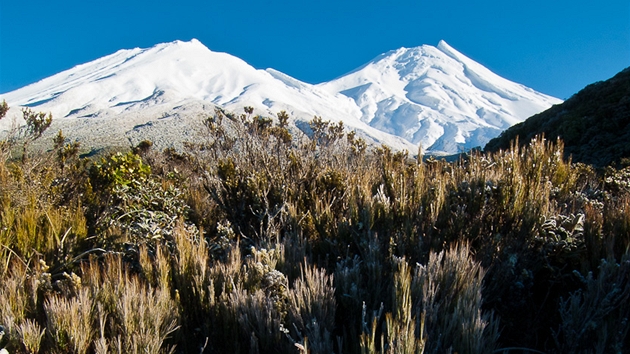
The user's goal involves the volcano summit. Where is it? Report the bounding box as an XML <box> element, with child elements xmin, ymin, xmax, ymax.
<box><xmin>0</xmin><ymin>39</ymin><xmax>561</xmax><ymax>154</ymax></box>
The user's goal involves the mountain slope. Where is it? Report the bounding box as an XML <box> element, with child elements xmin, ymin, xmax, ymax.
<box><xmin>3</xmin><ymin>39</ymin><xmax>348</xmax><ymax>117</ymax></box>
<box><xmin>1</xmin><ymin>39</ymin><xmax>559</xmax><ymax>154</ymax></box>
<box><xmin>320</xmin><ymin>40</ymin><xmax>562</xmax><ymax>153</ymax></box>
<box><xmin>485</xmin><ymin>67</ymin><xmax>630</xmax><ymax>167</ymax></box>
<box><xmin>1</xmin><ymin>39</ymin><xmax>416</xmax><ymax>151</ymax></box>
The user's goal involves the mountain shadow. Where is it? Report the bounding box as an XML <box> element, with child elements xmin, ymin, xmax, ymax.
<box><xmin>485</xmin><ymin>67</ymin><xmax>630</xmax><ymax>167</ymax></box>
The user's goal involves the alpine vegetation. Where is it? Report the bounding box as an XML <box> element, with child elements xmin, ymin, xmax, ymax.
<box><xmin>0</xmin><ymin>103</ymin><xmax>628</xmax><ymax>353</ymax></box>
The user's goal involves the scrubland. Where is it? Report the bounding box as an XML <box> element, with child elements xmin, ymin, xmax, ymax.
<box><xmin>0</xmin><ymin>104</ymin><xmax>628</xmax><ymax>353</ymax></box>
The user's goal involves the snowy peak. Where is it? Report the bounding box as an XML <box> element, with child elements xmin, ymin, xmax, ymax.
<box><xmin>436</xmin><ymin>40</ymin><xmax>466</xmax><ymax>60</ymax></box>
<box><xmin>4</xmin><ymin>39</ymin><xmax>271</xmax><ymax>114</ymax></box>
<box><xmin>1</xmin><ymin>39</ymin><xmax>560</xmax><ymax>154</ymax></box>
<box><xmin>1</xmin><ymin>39</ymin><xmax>417</xmax><ymax>151</ymax></box>
<box><xmin>436</xmin><ymin>40</ymin><xmax>544</xmax><ymax>102</ymax></box>
<box><xmin>320</xmin><ymin>40</ymin><xmax>561</xmax><ymax>153</ymax></box>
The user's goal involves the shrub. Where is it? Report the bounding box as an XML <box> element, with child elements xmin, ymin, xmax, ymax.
<box><xmin>0</xmin><ymin>104</ymin><xmax>628</xmax><ymax>353</ymax></box>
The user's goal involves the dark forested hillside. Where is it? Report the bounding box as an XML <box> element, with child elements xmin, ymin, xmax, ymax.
<box><xmin>485</xmin><ymin>67</ymin><xmax>630</xmax><ymax>167</ymax></box>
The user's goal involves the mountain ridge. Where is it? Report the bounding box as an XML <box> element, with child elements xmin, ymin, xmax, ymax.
<box><xmin>319</xmin><ymin>40</ymin><xmax>562</xmax><ymax>153</ymax></box>
<box><xmin>1</xmin><ymin>39</ymin><xmax>560</xmax><ymax>154</ymax></box>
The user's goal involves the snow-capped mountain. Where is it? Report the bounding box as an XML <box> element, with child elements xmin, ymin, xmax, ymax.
<box><xmin>320</xmin><ymin>41</ymin><xmax>562</xmax><ymax>153</ymax></box>
<box><xmin>1</xmin><ymin>39</ymin><xmax>417</xmax><ymax>151</ymax></box>
<box><xmin>0</xmin><ymin>39</ymin><xmax>561</xmax><ymax>154</ymax></box>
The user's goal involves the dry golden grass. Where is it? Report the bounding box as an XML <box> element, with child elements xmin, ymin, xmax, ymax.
<box><xmin>0</xmin><ymin>104</ymin><xmax>628</xmax><ymax>353</ymax></box>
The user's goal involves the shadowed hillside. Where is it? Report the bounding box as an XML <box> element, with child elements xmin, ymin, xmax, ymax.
<box><xmin>485</xmin><ymin>67</ymin><xmax>630</xmax><ymax>167</ymax></box>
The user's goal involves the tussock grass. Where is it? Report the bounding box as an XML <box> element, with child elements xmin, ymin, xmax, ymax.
<box><xmin>0</xmin><ymin>103</ymin><xmax>628</xmax><ymax>353</ymax></box>
<box><xmin>45</xmin><ymin>288</ymin><xmax>94</xmax><ymax>354</ymax></box>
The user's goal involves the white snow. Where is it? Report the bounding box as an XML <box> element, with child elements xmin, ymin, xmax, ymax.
<box><xmin>0</xmin><ymin>39</ymin><xmax>561</xmax><ymax>154</ymax></box>
<box><xmin>319</xmin><ymin>40</ymin><xmax>562</xmax><ymax>154</ymax></box>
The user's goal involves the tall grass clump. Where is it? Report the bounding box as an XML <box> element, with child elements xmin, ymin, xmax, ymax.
<box><xmin>413</xmin><ymin>242</ymin><xmax>498</xmax><ymax>354</ymax></box>
<box><xmin>286</xmin><ymin>263</ymin><xmax>337</xmax><ymax>353</ymax></box>
<box><xmin>79</xmin><ymin>253</ymin><xmax>180</xmax><ymax>354</ymax></box>
<box><xmin>45</xmin><ymin>288</ymin><xmax>94</xmax><ymax>354</ymax></box>
<box><xmin>385</xmin><ymin>257</ymin><xmax>426</xmax><ymax>354</ymax></box>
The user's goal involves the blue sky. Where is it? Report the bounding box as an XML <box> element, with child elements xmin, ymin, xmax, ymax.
<box><xmin>1</xmin><ymin>0</ymin><xmax>628</xmax><ymax>99</ymax></box>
